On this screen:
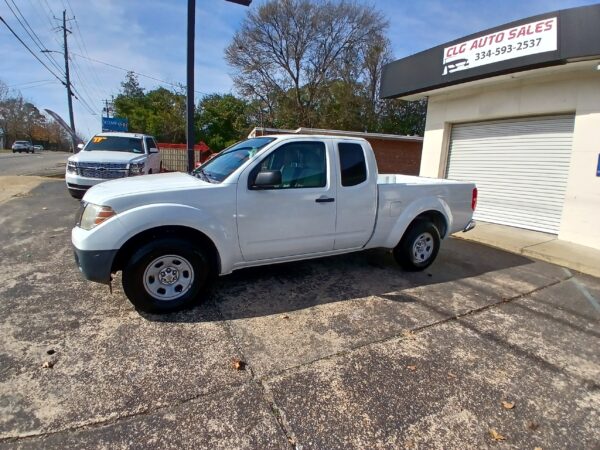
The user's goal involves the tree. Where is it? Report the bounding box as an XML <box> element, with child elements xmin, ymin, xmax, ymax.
<box><xmin>195</xmin><ymin>94</ymin><xmax>250</xmax><ymax>151</ymax></box>
<box><xmin>113</xmin><ymin>73</ymin><xmax>188</xmax><ymax>143</ymax></box>
<box><xmin>379</xmin><ymin>98</ymin><xmax>428</xmax><ymax>136</ymax></box>
<box><xmin>121</xmin><ymin>71</ymin><xmax>144</xmax><ymax>98</ymax></box>
<box><xmin>226</xmin><ymin>0</ymin><xmax>389</xmax><ymax>128</ymax></box>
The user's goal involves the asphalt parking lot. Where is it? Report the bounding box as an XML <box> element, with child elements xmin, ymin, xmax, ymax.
<box><xmin>0</xmin><ymin>178</ymin><xmax>599</xmax><ymax>449</ymax></box>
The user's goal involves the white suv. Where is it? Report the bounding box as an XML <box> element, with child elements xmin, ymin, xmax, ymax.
<box><xmin>12</xmin><ymin>140</ymin><xmax>34</xmax><ymax>153</ymax></box>
<box><xmin>66</xmin><ymin>132</ymin><xmax>162</xmax><ymax>199</ymax></box>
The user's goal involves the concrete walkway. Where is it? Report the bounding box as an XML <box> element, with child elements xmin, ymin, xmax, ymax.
<box><xmin>455</xmin><ymin>221</ymin><xmax>600</xmax><ymax>278</ymax></box>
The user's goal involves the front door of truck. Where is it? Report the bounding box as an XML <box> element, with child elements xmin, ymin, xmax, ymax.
<box><xmin>237</xmin><ymin>139</ymin><xmax>337</xmax><ymax>261</ymax></box>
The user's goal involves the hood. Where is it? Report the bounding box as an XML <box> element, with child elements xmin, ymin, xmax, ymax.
<box><xmin>83</xmin><ymin>172</ymin><xmax>210</xmax><ymax>206</ymax></box>
<box><xmin>69</xmin><ymin>151</ymin><xmax>147</xmax><ymax>164</ymax></box>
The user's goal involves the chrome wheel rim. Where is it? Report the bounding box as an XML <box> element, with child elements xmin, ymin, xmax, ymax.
<box><xmin>412</xmin><ymin>232</ymin><xmax>434</xmax><ymax>264</ymax></box>
<box><xmin>143</xmin><ymin>255</ymin><xmax>194</xmax><ymax>301</ymax></box>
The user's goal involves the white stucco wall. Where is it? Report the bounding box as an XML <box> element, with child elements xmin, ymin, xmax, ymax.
<box><xmin>419</xmin><ymin>65</ymin><xmax>600</xmax><ymax>249</ymax></box>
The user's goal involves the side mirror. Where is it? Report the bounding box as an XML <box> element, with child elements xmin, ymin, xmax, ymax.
<box><xmin>77</xmin><ymin>143</ymin><xmax>84</xmax><ymax>150</ymax></box>
<box><xmin>149</xmin><ymin>147</ymin><xmax>159</xmax><ymax>154</ymax></box>
<box><xmin>253</xmin><ymin>170</ymin><xmax>281</xmax><ymax>189</ymax></box>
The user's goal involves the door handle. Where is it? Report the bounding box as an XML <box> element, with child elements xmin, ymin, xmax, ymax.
<box><xmin>315</xmin><ymin>196</ymin><xmax>335</xmax><ymax>203</ymax></box>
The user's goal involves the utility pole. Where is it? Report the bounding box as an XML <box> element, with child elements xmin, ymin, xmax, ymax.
<box><xmin>185</xmin><ymin>1</ymin><xmax>251</xmax><ymax>172</ymax></box>
<box><xmin>186</xmin><ymin>0</ymin><xmax>196</xmax><ymax>173</ymax></box>
<box><xmin>102</xmin><ymin>99</ymin><xmax>112</xmax><ymax>118</ymax></box>
<box><xmin>61</xmin><ymin>10</ymin><xmax>77</xmax><ymax>152</ymax></box>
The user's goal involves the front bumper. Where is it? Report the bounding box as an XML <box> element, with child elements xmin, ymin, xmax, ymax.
<box><xmin>73</xmin><ymin>246</ymin><xmax>118</xmax><ymax>285</ymax></box>
<box><xmin>65</xmin><ymin>173</ymin><xmax>106</xmax><ymax>191</ymax></box>
<box><xmin>463</xmin><ymin>219</ymin><xmax>476</xmax><ymax>233</ymax></box>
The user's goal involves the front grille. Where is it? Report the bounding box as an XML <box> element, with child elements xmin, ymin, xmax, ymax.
<box><xmin>75</xmin><ymin>162</ymin><xmax>128</xmax><ymax>179</ymax></box>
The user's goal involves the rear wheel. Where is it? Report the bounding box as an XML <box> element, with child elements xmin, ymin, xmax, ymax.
<box><xmin>122</xmin><ymin>238</ymin><xmax>212</xmax><ymax>313</ymax></box>
<box><xmin>393</xmin><ymin>221</ymin><xmax>441</xmax><ymax>271</ymax></box>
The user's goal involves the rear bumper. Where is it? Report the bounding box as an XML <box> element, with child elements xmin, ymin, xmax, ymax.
<box><xmin>463</xmin><ymin>219</ymin><xmax>476</xmax><ymax>233</ymax></box>
<box><xmin>73</xmin><ymin>246</ymin><xmax>117</xmax><ymax>285</ymax></box>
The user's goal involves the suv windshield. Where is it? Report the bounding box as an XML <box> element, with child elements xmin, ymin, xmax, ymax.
<box><xmin>194</xmin><ymin>137</ymin><xmax>275</xmax><ymax>183</ymax></box>
<box><xmin>84</xmin><ymin>136</ymin><xmax>144</xmax><ymax>153</ymax></box>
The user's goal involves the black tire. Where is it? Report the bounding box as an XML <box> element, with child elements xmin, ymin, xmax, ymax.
<box><xmin>122</xmin><ymin>238</ymin><xmax>212</xmax><ymax>313</ymax></box>
<box><xmin>393</xmin><ymin>221</ymin><xmax>441</xmax><ymax>271</ymax></box>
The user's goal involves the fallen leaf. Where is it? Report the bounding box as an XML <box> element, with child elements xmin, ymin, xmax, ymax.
<box><xmin>282</xmin><ymin>315</ymin><xmax>290</xmax><ymax>320</ymax></box>
<box><xmin>502</xmin><ymin>400</ymin><xmax>515</xmax><ymax>410</ymax></box>
<box><xmin>489</xmin><ymin>428</ymin><xmax>506</xmax><ymax>441</ymax></box>
<box><xmin>42</xmin><ymin>361</ymin><xmax>54</xmax><ymax>369</ymax></box>
<box><xmin>534</xmin><ymin>447</ymin><xmax>542</xmax><ymax>450</ymax></box>
<box><xmin>407</xmin><ymin>365</ymin><xmax>417</xmax><ymax>371</ymax></box>
<box><xmin>526</xmin><ymin>421</ymin><xmax>539</xmax><ymax>431</ymax></box>
<box><xmin>447</xmin><ymin>372</ymin><xmax>457</xmax><ymax>379</ymax></box>
<box><xmin>231</xmin><ymin>358</ymin><xmax>246</xmax><ymax>371</ymax></box>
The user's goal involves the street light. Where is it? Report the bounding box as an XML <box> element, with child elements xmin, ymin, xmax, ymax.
<box><xmin>186</xmin><ymin>0</ymin><xmax>251</xmax><ymax>173</ymax></box>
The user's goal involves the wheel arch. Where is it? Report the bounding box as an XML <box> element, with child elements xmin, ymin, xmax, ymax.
<box><xmin>409</xmin><ymin>210</ymin><xmax>448</xmax><ymax>239</ymax></box>
<box><xmin>112</xmin><ymin>225</ymin><xmax>221</xmax><ymax>275</ymax></box>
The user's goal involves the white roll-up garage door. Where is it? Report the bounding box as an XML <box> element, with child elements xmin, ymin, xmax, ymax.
<box><xmin>447</xmin><ymin>115</ymin><xmax>574</xmax><ymax>234</ymax></box>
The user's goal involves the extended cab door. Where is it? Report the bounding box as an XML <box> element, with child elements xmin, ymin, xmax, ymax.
<box><xmin>236</xmin><ymin>139</ymin><xmax>337</xmax><ymax>261</ymax></box>
<box><xmin>333</xmin><ymin>141</ymin><xmax>377</xmax><ymax>250</ymax></box>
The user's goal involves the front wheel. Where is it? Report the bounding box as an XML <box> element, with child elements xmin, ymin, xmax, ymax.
<box><xmin>393</xmin><ymin>221</ymin><xmax>441</xmax><ymax>271</ymax></box>
<box><xmin>122</xmin><ymin>238</ymin><xmax>212</xmax><ymax>313</ymax></box>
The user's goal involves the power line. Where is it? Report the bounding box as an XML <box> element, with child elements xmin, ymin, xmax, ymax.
<box><xmin>0</xmin><ymin>15</ymin><xmax>67</xmax><ymax>87</ymax></box>
<box><xmin>71</xmin><ymin>52</ymin><xmax>208</xmax><ymax>95</ymax></box>
<box><xmin>3</xmin><ymin>0</ymin><xmax>67</xmax><ymax>78</ymax></box>
<box><xmin>8</xmin><ymin>79</ymin><xmax>53</xmax><ymax>88</ymax></box>
<box><xmin>64</xmin><ymin>0</ymin><xmax>108</xmax><ymax>99</ymax></box>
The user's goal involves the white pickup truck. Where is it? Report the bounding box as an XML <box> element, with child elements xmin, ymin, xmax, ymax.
<box><xmin>65</xmin><ymin>132</ymin><xmax>162</xmax><ymax>199</ymax></box>
<box><xmin>72</xmin><ymin>135</ymin><xmax>476</xmax><ymax>313</ymax></box>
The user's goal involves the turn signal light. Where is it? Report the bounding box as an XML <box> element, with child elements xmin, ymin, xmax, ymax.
<box><xmin>94</xmin><ymin>207</ymin><xmax>116</xmax><ymax>225</ymax></box>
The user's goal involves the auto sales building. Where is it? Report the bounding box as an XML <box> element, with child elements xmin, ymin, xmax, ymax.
<box><xmin>380</xmin><ymin>4</ymin><xmax>600</xmax><ymax>250</ymax></box>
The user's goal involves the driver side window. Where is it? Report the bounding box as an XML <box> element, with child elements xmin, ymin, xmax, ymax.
<box><xmin>251</xmin><ymin>141</ymin><xmax>327</xmax><ymax>189</ymax></box>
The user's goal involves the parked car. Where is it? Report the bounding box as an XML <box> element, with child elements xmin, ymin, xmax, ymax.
<box><xmin>65</xmin><ymin>132</ymin><xmax>161</xmax><ymax>199</ymax></box>
<box><xmin>33</xmin><ymin>145</ymin><xmax>44</xmax><ymax>152</ymax></box>
<box><xmin>12</xmin><ymin>141</ymin><xmax>33</xmax><ymax>153</ymax></box>
<box><xmin>72</xmin><ymin>135</ymin><xmax>477</xmax><ymax>313</ymax></box>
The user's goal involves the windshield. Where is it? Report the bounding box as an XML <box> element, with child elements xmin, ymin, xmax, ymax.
<box><xmin>15</xmin><ymin>141</ymin><xmax>29</xmax><ymax>144</ymax></box>
<box><xmin>84</xmin><ymin>136</ymin><xmax>144</xmax><ymax>153</ymax></box>
<box><xmin>193</xmin><ymin>137</ymin><xmax>275</xmax><ymax>183</ymax></box>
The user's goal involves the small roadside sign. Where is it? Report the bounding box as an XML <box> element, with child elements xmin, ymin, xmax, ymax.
<box><xmin>102</xmin><ymin>117</ymin><xmax>128</xmax><ymax>132</ymax></box>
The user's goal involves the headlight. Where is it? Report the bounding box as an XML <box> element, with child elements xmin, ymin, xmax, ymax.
<box><xmin>79</xmin><ymin>203</ymin><xmax>116</xmax><ymax>230</ymax></box>
<box><xmin>128</xmin><ymin>161</ymin><xmax>145</xmax><ymax>176</ymax></box>
<box><xmin>67</xmin><ymin>161</ymin><xmax>77</xmax><ymax>174</ymax></box>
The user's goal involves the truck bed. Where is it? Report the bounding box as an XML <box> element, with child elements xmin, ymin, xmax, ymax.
<box><xmin>377</xmin><ymin>174</ymin><xmax>467</xmax><ymax>185</ymax></box>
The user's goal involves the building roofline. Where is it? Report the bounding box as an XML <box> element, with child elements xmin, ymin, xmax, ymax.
<box><xmin>248</xmin><ymin>127</ymin><xmax>423</xmax><ymax>142</ymax></box>
<box><xmin>380</xmin><ymin>3</ymin><xmax>600</xmax><ymax>100</ymax></box>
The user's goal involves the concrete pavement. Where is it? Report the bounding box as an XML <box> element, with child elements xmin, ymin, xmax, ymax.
<box><xmin>0</xmin><ymin>180</ymin><xmax>598</xmax><ymax>449</ymax></box>
<box><xmin>455</xmin><ymin>221</ymin><xmax>600</xmax><ymax>278</ymax></box>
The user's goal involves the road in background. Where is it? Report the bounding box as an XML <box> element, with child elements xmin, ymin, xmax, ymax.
<box><xmin>0</xmin><ymin>151</ymin><xmax>70</xmax><ymax>177</ymax></box>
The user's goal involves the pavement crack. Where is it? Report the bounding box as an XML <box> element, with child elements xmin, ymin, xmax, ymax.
<box><xmin>211</xmin><ymin>298</ymin><xmax>298</xmax><ymax>449</ymax></box>
<box><xmin>259</xmin><ymin>276</ymin><xmax>573</xmax><ymax>382</ymax></box>
<box><xmin>0</xmin><ymin>380</ymin><xmax>250</xmax><ymax>444</ymax></box>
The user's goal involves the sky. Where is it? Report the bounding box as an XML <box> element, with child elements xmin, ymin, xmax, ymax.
<box><xmin>1</xmin><ymin>0</ymin><xmax>597</xmax><ymax>140</ymax></box>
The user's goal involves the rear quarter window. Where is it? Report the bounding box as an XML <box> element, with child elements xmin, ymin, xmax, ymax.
<box><xmin>338</xmin><ymin>142</ymin><xmax>367</xmax><ymax>187</ymax></box>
